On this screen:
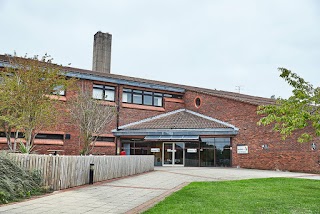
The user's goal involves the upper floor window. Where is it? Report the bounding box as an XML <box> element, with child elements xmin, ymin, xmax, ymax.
<box><xmin>53</xmin><ymin>85</ymin><xmax>65</xmax><ymax>96</ymax></box>
<box><xmin>122</xmin><ymin>88</ymin><xmax>182</xmax><ymax>107</ymax></box>
<box><xmin>93</xmin><ymin>84</ymin><xmax>115</xmax><ymax>101</ymax></box>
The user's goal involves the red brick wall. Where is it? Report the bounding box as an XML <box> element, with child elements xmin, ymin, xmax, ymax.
<box><xmin>1</xmin><ymin>78</ymin><xmax>319</xmax><ymax>173</ymax></box>
<box><xmin>183</xmin><ymin>90</ymin><xmax>320</xmax><ymax>173</ymax></box>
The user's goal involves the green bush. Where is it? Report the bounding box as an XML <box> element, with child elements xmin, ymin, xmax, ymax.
<box><xmin>0</xmin><ymin>152</ymin><xmax>44</xmax><ymax>204</ymax></box>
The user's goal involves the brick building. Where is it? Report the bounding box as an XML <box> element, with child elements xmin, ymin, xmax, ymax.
<box><xmin>0</xmin><ymin>32</ymin><xmax>319</xmax><ymax>173</ymax></box>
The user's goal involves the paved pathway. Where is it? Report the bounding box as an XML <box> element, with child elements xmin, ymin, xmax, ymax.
<box><xmin>1</xmin><ymin>167</ymin><xmax>319</xmax><ymax>214</ymax></box>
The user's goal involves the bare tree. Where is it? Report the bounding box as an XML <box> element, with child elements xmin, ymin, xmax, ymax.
<box><xmin>68</xmin><ymin>89</ymin><xmax>116</xmax><ymax>155</ymax></box>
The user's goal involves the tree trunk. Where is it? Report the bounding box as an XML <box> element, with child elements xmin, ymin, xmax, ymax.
<box><xmin>13</xmin><ymin>130</ymin><xmax>19</xmax><ymax>152</ymax></box>
<box><xmin>5</xmin><ymin>126</ymin><xmax>12</xmax><ymax>151</ymax></box>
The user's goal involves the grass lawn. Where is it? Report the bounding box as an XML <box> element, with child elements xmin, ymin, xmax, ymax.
<box><xmin>145</xmin><ymin>178</ymin><xmax>320</xmax><ymax>214</ymax></box>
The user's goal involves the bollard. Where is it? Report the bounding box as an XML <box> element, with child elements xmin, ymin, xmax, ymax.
<box><xmin>89</xmin><ymin>163</ymin><xmax>94</xmax><ymax>184</ymax></box>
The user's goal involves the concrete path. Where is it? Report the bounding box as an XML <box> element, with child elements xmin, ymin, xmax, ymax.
<box><xmin>0</xmin><ymin>167</ymin><xmax>319</xmax><ymax>214</ymax></box>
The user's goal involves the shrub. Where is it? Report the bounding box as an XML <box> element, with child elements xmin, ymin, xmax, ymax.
<box><xmin>0</xmin><ymin>152</ymin><xmax>44</xmax><ymax>204</ymax></box>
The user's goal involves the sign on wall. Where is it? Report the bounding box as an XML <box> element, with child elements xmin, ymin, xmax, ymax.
<box><xmin>151</xmin><ymin>148</ymin><xmax>160</xmax><ymax>153</ymax></box>
<box><xmin>237</xmin><ymin>145</ymin><xmax>248</xmax><ymax>154</ymax></box>
<box><xmin>187</xmin><ymin>149</ymin><xmax>197</xmax><ymax>153</ymax></box>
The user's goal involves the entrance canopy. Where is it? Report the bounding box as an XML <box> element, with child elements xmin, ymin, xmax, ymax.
<box><xmin>144</xmin><ymin>135</ymin><xmax>199</xmax><ymax>141</ymax></box>
<box><xmin>112</xmin><ymin>109</ymin><xmax>239</xmax><ymax>137</ymax></box>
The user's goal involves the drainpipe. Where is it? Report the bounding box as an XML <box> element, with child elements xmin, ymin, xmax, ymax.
<box><xmin>116</xmin><ymin>84</ymin><xmax>120</xmax><ymax>131</ymax></box>
<box><xmin>115</xmin><ymin>84</ymin><xmax>121</xmax><ymax>155</ymax></box>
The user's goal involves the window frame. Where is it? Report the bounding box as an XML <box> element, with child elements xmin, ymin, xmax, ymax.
<box><xmin>122</xmin><ymin>88</ymin><xmax>183</xmax><ymax>107</ymax></box>
<box><xmin>122</xmin><ymin>88</ymin><xmax>165</xmax><ymax>107</ymax></box>
<box><xmin>35</xmin><ymin>133</ymin><xmax>64</xmax><ymax>140</ymax></box>
<box><xmin>92</xmin><ymin>84</ymin><xmax>116</xmax><ymax>101</ymax></box>
<box><xmin>52</xmin><ymin>85</ymin><xmax>66</xmax><ymax>96</ymax></box>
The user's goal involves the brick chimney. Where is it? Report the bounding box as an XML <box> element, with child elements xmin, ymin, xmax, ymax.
<box><xmin>92</xmin><ymin>31</ymin><xmax>112</xmax><ymax>73</ymax></box>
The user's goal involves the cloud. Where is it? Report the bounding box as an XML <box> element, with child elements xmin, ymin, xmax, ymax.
<box><xmin>0</xmin><ymin>0</ymin><xmax>319</xmax><ymax>98</ymax></box>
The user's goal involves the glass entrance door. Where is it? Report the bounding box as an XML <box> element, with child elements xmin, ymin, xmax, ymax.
<box><xmin>163</xmin><ymin>143</ymin><xmax>173</xmax><ymax>165</ymax></box>
<box><xmin>174</xmin><ymin>143</ymin><xmax>184</xmax><ymax>166</ymax></box>
<box><xmin>163</xmin><ymin>142</ymin><xmax>184</xmax><ymax>166</ymax></box>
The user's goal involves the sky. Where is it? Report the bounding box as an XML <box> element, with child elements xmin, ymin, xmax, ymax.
<box><xmin>0</xmin><ymin>0</ymin><xmax>319</xmax><ymax>98</ymax></box>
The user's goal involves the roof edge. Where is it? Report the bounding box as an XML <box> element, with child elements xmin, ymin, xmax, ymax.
<box><xmin>112</xmin><ymin>128</ymin><xmax>239</xmax><ymax>136</ymax></box>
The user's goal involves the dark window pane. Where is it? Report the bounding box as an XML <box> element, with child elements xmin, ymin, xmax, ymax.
<box><xmin>195</xmin><ymin>98</ymin><xmax>201</xmax><ymax>107</ymax></box>
<box><xmin>95</xmin><ymin>137</ymin><xmax>115</xmax><ymax>142</ymax></box>
<box><xmin>35</xmin><ymin>134</ymin><xmax>64</xmax><ymax>140</ymax></box>
<box><xmin>144</xmin><ymin>91</ymin><xmax>152</xmax><ymax>95</ymax></box>
<box><xmin>0</xmin><ymin>132</ymin><xmax>24</xmax><ymax>138</ymax></box>
<box><xmin>172</xmin><ymin>94</ymin><xmax>183</xmax><ymax>99</ymax></box>
<box><xmin>133</xmin><ymin>90</ymin><xmax>142</xmax><ymax>94</ymax></box>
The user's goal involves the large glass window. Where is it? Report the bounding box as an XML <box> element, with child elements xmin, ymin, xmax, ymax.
<box><xmin>93</xmin><ymin>84</ymin><xmax>115</xmax><ymax>101</ymax></box>
<box><xmin>201</xmin><ymin>138</ymin><xmax>231</xmax><ymax>167</ymax></box>
<box><xmin>120</xmin><ymin>140</ymin><xmax>162</xmax><ymax>166</ymax></box>
<box><xmin>185</xmin><ymin>142</ymin><xmax>199</xmax><ymax>167</ymax></box>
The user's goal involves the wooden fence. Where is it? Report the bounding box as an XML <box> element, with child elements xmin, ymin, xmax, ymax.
<box><xmin>9</xmin><ymin>154</ymin><xmax>154</xmax><ymax>191</ymax></box>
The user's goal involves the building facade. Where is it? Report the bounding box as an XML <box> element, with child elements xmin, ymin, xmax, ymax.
<box><xmin>0</xmin><ymin>32</ymin><xmax>319</xmax><ymax>173</ymax></box>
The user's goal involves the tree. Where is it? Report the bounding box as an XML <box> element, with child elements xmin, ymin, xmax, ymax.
<box><xmin>0</xmin><ymin>54</ymin><xmax>74</xmax><ymax>153</ymax></box>
<box><xmin>257</xmin><ymin>68</ymin><xmax>320</xmax><ymax>142</ymax></box>
<box><xmin>68</xmin><ymin>89</ymin><xmax>116</xmax><ymax>155</ymax></box>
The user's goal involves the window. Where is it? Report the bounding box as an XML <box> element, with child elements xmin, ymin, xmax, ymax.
<box><xmin>95</xmin><ymin>136</ymin><xmax>115</xmax><ymax>142</ymax></box>
<box><xmin>132</xmin><ymin>90</ymin><xmax>143</xmax><ymax>104</ymax></box>
<box><xmin>122</xmin><ymin>88</ymin><xmax>182</xmax><ymax>107</ymax></box>
<box><xmin>53</xmin><ymin>85</ymin><xmax>65</xmax><ymax>96</ymax></box>
<box><xmin>122</xmin><ymin>89</ymin><xmax>132</xmax><ymax>103</ymax></box>
<box><xmin>0</xmin><ymin>132</ymin><xmax>24</xmax><ymax>138</ymax></box>
<box><xmin>165</xmin><ymin>94</ymin><xmax>183</xmax><ymax>99</ymax></box>
<box><xmin>200</xmin><ymin>138</ymin><xmax>231</xmax><ymax>167</ymax></box>
<box><xmin>154</xmin><ymin>95</ymin><xmax>162</xmax><ymax>107</ymax></box>
<box><xmin>93</xmin><ymin>84</ymin><xmax>115</xmax><ymax>101</ymax></box>
<box><xmin>195</xmin><ymin>97</ymin><xmax>201</xmax><ymax>108</ymax></box>
<box><xmin>122</xmin><ymin>88</ymin><xmax>162</xmax><ymax>107</ymax></box>
<box><xmin>35</xmin><ymin>133</ymin><xmax>64</xmax><ymax>140</ymax></box>
<box><xmin>143</xmin><ymin>92</ymin><xmax>153</xmax><ymax>106</ymax></box>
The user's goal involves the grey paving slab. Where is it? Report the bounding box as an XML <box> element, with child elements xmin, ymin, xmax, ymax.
<box><xmin>0</xmin><ymin>167</ymin><xmax>319</xmax><ymax>214</ymax></box>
